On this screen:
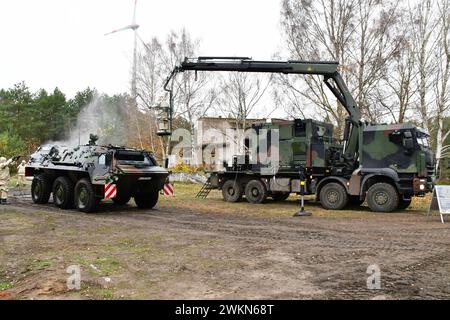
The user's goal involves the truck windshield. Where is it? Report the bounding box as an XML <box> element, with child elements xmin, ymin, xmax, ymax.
<box><xmin>115</xmin><ymin>151</ymin><xmax>155</xmax><ymax>166</ymax></box>
<box><xmin>416</xmin><ymin>132</ymin><xmax>429</xmax><ymax>149</ymax></box>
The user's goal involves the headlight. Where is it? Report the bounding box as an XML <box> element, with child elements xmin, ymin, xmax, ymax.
<box><xmin>419</xmin><ymin>184</ymin><xmax>425</xmax><ymax>190</ymax></box>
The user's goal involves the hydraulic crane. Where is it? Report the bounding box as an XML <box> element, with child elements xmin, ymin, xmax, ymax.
<box><xmin>163</xmin><ymin>56</ymin><xmax>362</xmax><ymax>171</ymax></box>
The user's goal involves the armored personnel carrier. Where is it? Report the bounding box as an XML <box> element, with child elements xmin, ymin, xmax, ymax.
<box><xmin>25</xmin><ymin>139</ymin><xmax>169</xmax><ymax>213</ymax></box>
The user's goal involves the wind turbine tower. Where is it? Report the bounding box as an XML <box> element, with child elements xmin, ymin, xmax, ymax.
<box><xmin>105</xmin><ymin>0</ymin><xmax>140</xmax><ymax>103</ymax></box>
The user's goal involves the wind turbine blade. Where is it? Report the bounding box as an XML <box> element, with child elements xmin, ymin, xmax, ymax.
<box><xmin>104</xmin><ymin>25</ymin><xmax>134</xmax><ymax>36</ymax></box>
<box><xmin>132</xmin><ymin>0</ymin><xmax>138</xmax><ymax>25</ymax></box>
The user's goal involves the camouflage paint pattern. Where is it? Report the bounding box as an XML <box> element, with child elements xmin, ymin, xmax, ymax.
<box><xmin>26</xmin><ymin>144</ymin><xmax>169</xmax><ymax>198</ymax></box>
<box><xmin>361</xmin><ymin>123</ymin><xmax>432</xmax><ymax>177</ymax></box>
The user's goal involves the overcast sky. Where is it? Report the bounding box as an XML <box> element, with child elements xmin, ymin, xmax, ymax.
<box><xmin>0</xmin><ymin>0</ymin><xmax>282</xmax><ymax>98</ymax></box>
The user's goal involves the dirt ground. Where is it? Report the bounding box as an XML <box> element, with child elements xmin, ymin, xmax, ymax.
<box><xmin>1</xmin><ymin>183</ymin><xmax>450</xmax><ymax>300</ymax></box>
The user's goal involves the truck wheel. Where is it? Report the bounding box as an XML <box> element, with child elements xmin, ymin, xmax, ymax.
<box><xmin>319</xmin><ymin>182</ymin><xmax>348</xmax><ymax>210</ymax></box>
<box><xmin>134</xmin><ymin>191</ymin><xmax>159</xmax><ymax>209</ymax></box>
<box><xmin>397</xmin><ymin>199</ymin><xmax>412</xmax><ymax>210</ymax></box>
<box><xmin>367</xmin><ymin>182</ymin><xmax>399</xmax><ymax>212</ymax></box>
<box><xmin>31</xmin><ymin>173</ymin><xmax>52</xmax><ymax>204</ymax></box>
<box><xmin>74</xmin><ymin>178</ymin><xmax>99</xmax><ymax>213</ymax></box>
<box><xmin>222</xmin><ymin>180</ymin><xmax>243</xmax><ymax>202</ymax></box>
<box><xmin>245</xmin><ymin>179</ymin><xmax>268</xmax><ymax>204</ymax></box>
<box><xmin>271</xmin><ymin>192</ymin><xmax>290</xmax><ymax>201</ymax></box>
<box><xmin>112</xmin><ymin>194</ymin><xmax>131</xmax><ymax>206</ymax></box>
<box><xmin>52</xmin><ymin>176</ymin><xmax>74</xmax><ymax>209</ymax></box>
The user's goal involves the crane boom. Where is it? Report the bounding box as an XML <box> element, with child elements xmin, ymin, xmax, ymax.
<box><xmin>164</xmin><ymin>57</ymin><xmax>362</xmax><ymax>164</ymax></box>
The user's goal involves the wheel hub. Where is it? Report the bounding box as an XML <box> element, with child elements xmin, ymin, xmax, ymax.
<box><xmin>78</xmin><ymin>188</ymin><xmax>88</xmax><ymax>206</ymax></box>
<box><xmin>56</xmin><ymin>185</ymin><xmax>64</xmax><ymax>200</ymax></box>
<box><xmin>374</xmin><ymin>191</ymin><xmax>388</xmax><ymax>205</ymax></box>
<box><xmin>327</xmin><ymin>190</ymin><xmax>339</xmax><ymax>203</ymax></box>
<box><xmin>227</xmin><ymin>187</ymin><xmax>235</xmax><ymax>196</ymax></box>
<box><xmin>251</xmin><ymin>188</ymin><xmax>259</xmax><ymax>197</ymax></box>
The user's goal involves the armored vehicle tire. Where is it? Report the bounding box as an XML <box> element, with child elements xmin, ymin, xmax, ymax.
<box><xmin>52</xmin><ymin>176</ymin><xmax>74</xmax><ymax>209</ymax></box>
<box><xmin>222</xmin><ymin>180</ymin><xmax>243</xmax><ymax>202</ymax></box>
<box><xmin>134</xmin><ymin>191</ymin><xmax>159</xmax><ymax>209</ymax></box>
<box><xmin>31</xmin><ymin>173</ymin><xmax>52</xmax><ymax>204</ymax></box>
<box><xmin>367</xmin><ymin>182</ymin><xmax>399</xmax><ymax>212</ymax></box>
<box><xmin>397</xmin><ymin>199</ymin><xmax>412</xmax><ymax>210</ymax></box>
<box><xmin>112</xmin><ymin>194</ymin><xmax>131</xmax><ymax>206</ymax></box>
<box><xmin>74</xmin><ymin>178</ymin><xmax>100</xmax><ymax>213</ymax></box>
<box><xmin>271</xmin><ymin>192</ymin><xmax>290</xmax><ymax>201</ymax></box>
<box><xmin>245</xmin><ymin>179</ymin><xmax>268</xmax><ymax>204</ymax></box>
<box><xmin>319</xmin><ymin>182</ymin><xmax>348</xmax><ymax>210</ymax></box>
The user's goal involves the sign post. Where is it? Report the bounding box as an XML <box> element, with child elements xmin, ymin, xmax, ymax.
<box><xmin>428</xmin><ymin>186</ymin><xmax>450</xmax><ymax>223</ymax></box>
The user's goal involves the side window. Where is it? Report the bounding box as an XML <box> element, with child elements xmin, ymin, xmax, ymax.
<box><xmin>98</xmin><ymin>154</ymin><xmax>106</xmax><ymax>166</ymax></box>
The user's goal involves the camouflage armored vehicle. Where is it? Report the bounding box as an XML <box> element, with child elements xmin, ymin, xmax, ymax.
<box><xmin>164</xmin><ymin>57</ymin><xmax>434</xmax><ymax>212</ymax></box>
<box><xmin>25</xmin><ymin>139</ymin><xmax>169</xmax><ymax>213</ymax></box>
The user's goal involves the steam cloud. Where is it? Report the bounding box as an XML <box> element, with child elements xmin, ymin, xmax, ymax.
<box><xmin>48</xmin><ymin>95</ymin><xmax>129</xmax><ymax>147</ymax></box>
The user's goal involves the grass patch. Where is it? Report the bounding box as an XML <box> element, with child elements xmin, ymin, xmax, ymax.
<box><xmin>159</xmin><ymin>182</ymin><xmax>431</xmax><ymax>218</ymax></box>
<box><xmin>90</xmin><ymin>257</ymin><xmax>121</xmax><ymax>275</ymax></box>
<box><xmin>31</xmin><ymin>259</ymin><xmax>52</xmax><ymax>271</ymax></box>
<box><xmin>0</xmin><ymin>282</ymin><xmax>12</xmax><ymax>291</ymax></box>
<box><xmin>103</xmin><ymin>239</ymin><xmax>154</xmax><ymax>254</ymax></box>
<box><xmin>81</xmin><ymin>283</ymin><xmax>115</xmax><ymax>300</ymax></box>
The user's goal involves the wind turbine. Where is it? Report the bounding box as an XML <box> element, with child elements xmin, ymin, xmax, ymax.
<box><xmin>105</xmin><ymin>0</ymin><xmax>139</xmax><ymax>103</ymax></box>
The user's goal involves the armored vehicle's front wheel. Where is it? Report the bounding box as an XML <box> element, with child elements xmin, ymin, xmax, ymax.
<box><xmin>52</xmin><ymin>176</ymin><xmax>74</xmax><ymax>209</ymax></box>
<box><xmin>397</xmin><ymin>199</ymin><xmax>412</xmax><ymax>210</ymax></box>
<box><xmin>319</xmin><ymin>182</ymin><xmax>348</xmax><ymax>210</ymax></box>
<box><xmin>112</xmin><ymin>194</ymin><xmax>131</xmax><ymax>206</ymax></box>
<box><xmin>366</xmin><ymin>182</ymin><xmax>399</xmax><ymax>212</ymax></box>
<box><xmin>31</xmin><ymin>173</ymin><xmax>52</xmax><ymax>204</ymax></box>
<box><xmin>271</xmin><ymin>192</ymin><xmax>290</xmax><ymax>201</ymax></box>
<box><xmin>222</xmin><ymin>180</ymin><xmax>243</xmax><ymax>202</ymax></box>
<box><xmin>134</xmin><ymin>191</ymin><xmax>159</xmax><ymax>209</ymax></box>
<box><xmin>245</xmin><ymin>179</ymin><xmax>268</xmax><ymax>204</ymax></box>
<box><xmin>74</xmin><ymin>178</ymin><xmax>100</xmax><ymax>213</ymax></box>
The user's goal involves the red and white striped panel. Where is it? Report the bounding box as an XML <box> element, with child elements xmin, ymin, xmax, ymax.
<box><xmin>163</xmin><ymin>183</ymin><xmax>174</xmax><ymax>196</ymax></box>
<box><xmin>104</xmin><ymin>183</ymin><xmax>117</xmax><ymax>199</ymax></box>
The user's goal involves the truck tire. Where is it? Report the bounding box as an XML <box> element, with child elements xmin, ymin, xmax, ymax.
<box><xmin>52</xmin><ymin>176</ymin><xmax>74</xmax><ymax>209</ymax></box>
<box><xmin>134</xmin><ymin>191</ymin><xmax>159</xmax><ymax>209</ymax></box>
<box><xmin>367</xmin><ymin>182</ymin><xmax>399</xmax><ymax>212</ymax></box>
<box><xmin>319</xmin><ymin>182</ymin><xmax>348</xmax><ymax>210</ymax></box>
<box><xmin>397</xmin><ymin>199</ymin><xmax>412</xmax><ymax>210</ymax></box>
<box><xmin>74</xmin><ymin>178</ymin><xmax>100</xmax><ymax>213</ymax></box>
<box><xmin>271</xmin><ymin>192</ymin><xmax>290</xmax><ymax>201</ymax></box>
<box><xmin>31</xmin><ymin>173</ymin><xmax>52</xmax><ymax>204</ymax></box>
<box><xmin>112</xmin><ymin>194</ymin><xmax>131</xmax><ymax>206</ymax></box>
<box><xmin>245</xmin><ymin>179</ymin><xmax>268</xmax><ymax>204</ymax></box>
<box><xmin>222</xmin><ymin>180</ymin><xmax>243</xmax><ymax>202</ymax></box>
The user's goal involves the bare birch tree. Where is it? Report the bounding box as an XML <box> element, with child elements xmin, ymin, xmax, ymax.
<box><xmin>433</xmin><ymin>0</ymin><xmax>450</xmax><ymax>174</ymax></box>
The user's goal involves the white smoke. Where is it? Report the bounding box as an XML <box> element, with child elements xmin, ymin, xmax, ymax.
<box><xmin>47</xmin><ymin>95</ymin><xmax>129</xmax><ymax>147</ymax></box>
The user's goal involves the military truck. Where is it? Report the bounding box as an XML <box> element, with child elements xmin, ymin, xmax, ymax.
<box><xmin>204</xmin><ymin>119</ymin><xmax>433</xmax><ymax>212</ymax></box>
<box><xmin>162</xmin><ymin>57</ymin><xmax>434</xmax><ymax>212</ymax></box>
<box><xmin>25</xmin><ymin>139</ymin><xmax>169</xmax><ymax>213</ymax></box>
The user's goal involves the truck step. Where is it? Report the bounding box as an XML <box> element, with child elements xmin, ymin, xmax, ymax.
<box><xmin>196</xmin><ymin>178</ymin><xmax>213</xmax><ymax>199</ymax></box>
